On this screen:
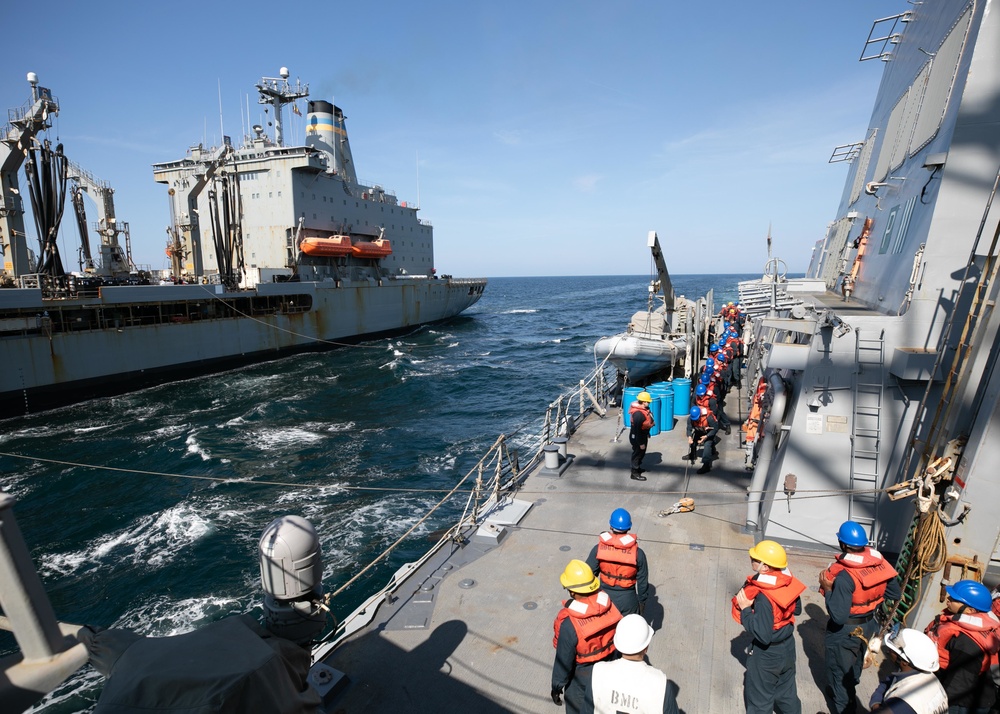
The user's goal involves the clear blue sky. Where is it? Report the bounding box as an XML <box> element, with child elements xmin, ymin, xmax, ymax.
<box><xmin>2</xmin><ymin>1</ymin><xmax>901</xmax><ymax>277</ymax></box>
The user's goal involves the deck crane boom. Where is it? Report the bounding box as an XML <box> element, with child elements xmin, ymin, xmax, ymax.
<box><xmin>1</xmin><ymin>73</ymin><xmax>58</xmax><ymax>284</ymax></box>
<box><xmin>66</xmin><ymin>161</ymin><xmax>132</xmax><ymax>278</ymax></box>
<box><xmin>647</xmin><ymin>231</ymin><xmax>675</xmax><ymax>316</ymax></box>
<box><xmin>157</xmin><ymin>139</ymin><xmax>233</xmax><ymax>280</ymax></box>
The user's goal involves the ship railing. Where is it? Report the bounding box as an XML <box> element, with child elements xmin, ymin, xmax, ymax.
<box><xmin>312</xmin><ymin>358</ymin><xmax>618</xmax><ymax>660</ymax></box>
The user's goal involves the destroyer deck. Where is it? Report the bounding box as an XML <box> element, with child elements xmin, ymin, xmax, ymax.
<box><xmin>320</xmin><ymin>386</ymin><xmax>879</xmax><ymax>712</ymax></box>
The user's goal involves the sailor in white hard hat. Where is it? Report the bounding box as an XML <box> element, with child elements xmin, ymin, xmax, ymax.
<box><xmin>587</xmin><ymin>614</ymin><xmax>679</xmax><ymax>714</ymax></box>
<box><xmin>869</xmin><ymin>627</ymin><xmax>948</xmax><ymax>714</ymax></box>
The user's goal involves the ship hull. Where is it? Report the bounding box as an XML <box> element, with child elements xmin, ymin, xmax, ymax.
<box><xmin>0</xmin><ymin>277</ymin><xmax>485</xmax><ymax>417</ymax></box>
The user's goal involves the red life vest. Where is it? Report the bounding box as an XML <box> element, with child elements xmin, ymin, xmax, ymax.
<box><xmin>552</xmin><ymin>590</ymin><xmax>622</xmax><ymax>664</ymax></box>
<box><xmin>691</xmin><ymin>406</ymin><xmax>710</xmax><ymax>430</ymax></box>
<box><xmin>821</xmin><ymin>548</ymin><xmax>897</xmax><ymax>615</ymax></box>
<box><xmin>628</xmin><ymin>403</ymin><xmax>654</xmax><ymax>431</ymax></box>
<box><xmin>596</xmin><ymin>532</ymin><xmax>639</xmax><ymax>589</ymax></box>
<box><xmin>695</xmin><ymin>393</ymin><xmax>711</xmax><ymax>409</ymax></box>
<box><xmin>731</xmin><ymin>571</ymin><xmax>807</xmax><ymax>629</ymax></box>
<box><xmin>925</xmin><ymin>610</ymin><xmax>1000</xmax><ymax>673</ymax></box>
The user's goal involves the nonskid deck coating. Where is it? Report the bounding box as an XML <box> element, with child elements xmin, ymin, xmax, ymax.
<box><xmin>322</xmin><ymin>387</ymin><xmax>881</xmax><ymax>713</ymax></box>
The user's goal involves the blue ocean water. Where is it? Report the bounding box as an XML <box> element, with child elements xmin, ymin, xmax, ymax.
<box><xmin>0</xmin><ymin>273</ymin><xmax>753</xmax><ymax>711</ymax></box>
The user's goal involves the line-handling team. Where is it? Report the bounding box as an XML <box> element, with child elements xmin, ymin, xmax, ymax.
<box><xmin>550</xmin><ymin>513</ymin><xmax>1000</xmax><ymax>714</ymax></box>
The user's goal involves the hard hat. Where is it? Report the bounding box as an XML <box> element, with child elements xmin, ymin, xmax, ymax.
<box><xmin>723</xmin><ymin>321</ymin><xmax>731</xmax><ymax>328</ymax></box>
<box><xmin>705</xmin><ymin>358</ymin><xmax>715</xmax><ymax>368</ymax></box>
<box><xmin>709</xmin><ymin>342</ymin><xmax>719</xmax><ymax>353</ymax></box>
<box><xmin>637</xmin><ymin>391</ymin><xmax>652</xmax><ymax>403</ymax></box>
<box><xmin>748</xmin><ymin>540</ymin><xmax>787</xmax><ymax>569</ymax></box>
<box><xmin>699</xmin><ymin>372</ymin><xmax>711</xmax><ymax>384</ymax></box>
<box><xmin>728</xmin><ymin>302</ymin><xmax>734</xmax><ymax>306</ymax></box>
<box><xmin>689</xmin><ymin>406</ymin><xmax>702</xmax><ymax>421</ymax></box>
<box><xmin>609</xmin><ymin>508</ymin><xmax>632</xmax><ymax>531</ymax></box>
<box><xmin>836</xmin><ymin>520</ymin><xmax>868</xmax><ymax>548</ymax></box>
<box><xmin>559</xmin><ymin>559</ymin><xmax>600</xmax><ymax>594</ymax></box>
<box><xmin>695</xmin><ymin>384</ymin><xmax>707</xmax><ymax>397</ymax></box>
<box><xmin>613</xmin><ymin>614</ymin><xmax>654</xmax><ymax>655</ymax></box>
<box><xmin>945</xmin><ymin>580</ymin><xmax>992</xmax><ymax>612</ymax></box>
<box><xmin>884</xmin><ymin>627</ymin><xmax>939</xmax><ymax>672</ymax></box>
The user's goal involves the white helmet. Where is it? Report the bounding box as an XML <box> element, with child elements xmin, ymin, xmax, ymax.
<box><xmin>614</xmin><ymin>614</ymin><xmax>654</xmax><ymax>655</ymax></box>
<box><xmin>884</xmin><ymin>627</ymin><xmax>939</xmax><ymax>672</ymax></box>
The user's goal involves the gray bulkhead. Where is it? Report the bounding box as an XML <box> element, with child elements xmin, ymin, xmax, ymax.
<box><xmin>755</xmin><ymin>0</ymin><xmax>1000</xmax><ymax>558</ymax></box>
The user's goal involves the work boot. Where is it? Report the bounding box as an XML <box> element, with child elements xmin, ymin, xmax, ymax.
<box><xmin>630</xmin><ymin>472</ymin><xmax>647</xmax><ymax>481</ymax></box>
<box><xmin>696</xmin><ymin>463</ymin><xmax>712</xmax><ymax>475</ymax></box>
<box><xmin>724</xmin><ymin>424</ymin><xmax>732</xmax><ymax>435</ymax></box>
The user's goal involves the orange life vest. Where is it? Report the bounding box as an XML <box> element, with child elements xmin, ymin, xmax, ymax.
<box><xmin>742</xmin><ymin>378</ymin><xmax>768</xmax><ymax>444</ymax></box>
<box><xmin>821</xmin><ymin>548</ymin><xmax>897</xmax><ymax>615</ymax></box>
<box><xmin>552</xmin><ymin>590</ymin><xmax>622</xmax><ymax>664</ymax></box>
<box><xmin>691</xmin><ymin>406</ymin><xmax>711</xmax><ymax>431</ymax></box>
<box><xmin>628</xmin><ymin>403</ymin><xmax>654</xmax><ymax>431</ymax></box>
<box><xmin>596</xmin><ymin>532</ymin><xmax>639</xmax><ymax>589</ymax></box>
<box><xmin>731</xmin><ymin>571</ymin><xmax>807</xmax><ymax>630</ymax></box>
<box><xmin>925</xmin><ymin>610</ymin><xmax>1000</xmax><ymax>673</ymax></box>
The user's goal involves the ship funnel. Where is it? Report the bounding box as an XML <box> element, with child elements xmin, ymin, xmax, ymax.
<box><xmin>258</xmin><ymin>515</ymin><xmax>330</xmax><ymax>644</ymax></box>
<box><xmin>306</xmin><ymin>100</ymin><xmax>357</xmax><ymax>183</ymax></box>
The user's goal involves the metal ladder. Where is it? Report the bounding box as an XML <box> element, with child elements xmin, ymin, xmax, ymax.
<box><xmin>849</xmin><ymin>329</ymin><xmax>886</xmax><ymax>538</ymax></box>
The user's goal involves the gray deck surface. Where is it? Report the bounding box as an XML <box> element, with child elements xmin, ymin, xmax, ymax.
<box><xmin>322</xmin><ymin>387</ymin><xmax>880</xmax><ymax>713</ymax></box>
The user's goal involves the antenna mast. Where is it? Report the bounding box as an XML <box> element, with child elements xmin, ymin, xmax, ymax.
<box><xmin>255</xmin><ymin>67</ymin><xmax>308</xmax><ymax>147</ymax></box>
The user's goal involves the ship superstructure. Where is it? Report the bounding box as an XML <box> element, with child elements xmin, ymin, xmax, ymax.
<box><xmin>736</xmin><ymin>0</ymin><xmax>1000</xmax><ymax>627</ymax></box>
<box><xmin>0</xmin><ymin>69</ymin><xmax>485</xmax><ymax>417</ymax></box>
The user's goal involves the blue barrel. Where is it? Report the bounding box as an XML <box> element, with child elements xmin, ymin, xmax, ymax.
<box><xmin>648</xmin><ymin>396</ymin><xmax>661</xmax><ymax>436</ymax></box>
<box><xmin>646</xmin><ymin>384</ymin><xmax>672</xmax><ymax>432</ymax></box>
<box><xmin>658</xmin><ymin>390</ymin><xmax>675</xmax><ymax>432</ymax></box>
<box><xmin>622</xmin><ymin>386</ymin><xmax>643</xmax><ymax>427</ymax></box>
<box><xmin>672</xmin><ymin>377</ymin><xmax>692</xmax><ymax>417</ymax></box>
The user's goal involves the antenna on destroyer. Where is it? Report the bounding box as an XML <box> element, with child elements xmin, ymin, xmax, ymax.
<box><xmin>256</xmin><ymin>67</ymin><xmax>309</xmax><ymax>148</ymax></box>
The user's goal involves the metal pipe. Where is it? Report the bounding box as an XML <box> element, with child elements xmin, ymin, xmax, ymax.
<box><xmin>745</xmin><ymin>373</ymin><xmax>788</xmax><ymax>533</ymax></box>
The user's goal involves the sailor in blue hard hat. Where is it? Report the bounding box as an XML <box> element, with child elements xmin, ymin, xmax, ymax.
<box><xmin>923</xmin><ymin>579</ymin><xmax>1000</xmax><ymax>711</ymax></box>
<box><xmin>585</xmin><ymin>508</ymin><xmax>649</xmax><ymax>617</ymax></box>
<box><xmin>818</xmin><ymin>521</ymin><xmax>902</xmax><ymax>714</ymax></box>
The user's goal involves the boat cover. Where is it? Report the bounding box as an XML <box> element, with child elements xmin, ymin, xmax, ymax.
<box><xmin>629</xmin><ymin>310</ymin><xmax>669</xmax><ymax>336</ymax></box>
<box><xmin>78</xmin><ymin>614</ymin><xmax>322</xmax><ymax>713</ymax></box>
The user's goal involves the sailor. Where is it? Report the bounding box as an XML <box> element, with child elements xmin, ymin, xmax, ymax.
<box><xmin>923</xmin><ymin>579</ymin><xmax>1000</xmax><ymax>712</ymax></box>
<box><xmin>686</xmin><ymin>405</ymin><xmax>718</xmax><ymax>474</ymax></box>
<box><xmin>628</xmin><ymin>391</ymin><xmax>655</xmax><ymax>481</ymax></box>
<box><xmin>869</xmin><ymin>628</ymin><xmax>948</xmax><ymax>714</ymax></box>
<box><xmin>551</xmin><ymin>559</ymin><xmax>622</xmax><ymax>713</ymax></box>
<box><xmin>841</xmin><ymin>275</ymin><xmax>855</xmax><ymax>302</ymax></box>
<box><xmin>586</xmin><ymin>508</ymin><xmax>649</xmax><ymax>617</ymax></box>
<box><xmin>819</xmin><ymin>520</ymin><xmax>902</xmax><ymax>714</ymax></box>
<box><xmin>588</xmin><ymin>614</ymin><xmax>680</xmax><ymax>714</ymax></box>
<box><xmin>731</xmin><ymin>540</ymin><xmax>806</xmax><ymax>714</ymax></box>
<box><xmin>694</xmin><ymin>382</ymin><xmax>729</xmax><ymax>437</ymax></box>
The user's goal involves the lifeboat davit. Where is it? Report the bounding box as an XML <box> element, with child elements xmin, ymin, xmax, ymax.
<box><xmin>352</xmin><ymin>238</ymin><xmax>392</xmax><ymax>258</ymax></box>
<box><xmin>300</xmin><ymin>235</ymin><xmax>353</xmax><ymax>257</ymax></box>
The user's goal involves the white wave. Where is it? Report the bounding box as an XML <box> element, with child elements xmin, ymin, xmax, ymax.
<box><xmin>116</xmin><ymin>594</ymin><xmax>247</xmax><ymax>637</ymax></box>
<box><xmin>73</xmin><ymin>424</ymin><xmax>113</xmax><ymax>434</ymax></box>
<box><xmin>185</xmin><ymin>432</ymin><xmax>211</xmax><ymax>461</ymax></box>
<box><xmin>253</xmin><ymin>427</ymin><xmax>325</xmax><ymax>450</ymax></box>
<box><xmin>39</xmin><ymin>501</ymin><xmax>219</xmax><ymax>577</ymax></box>
<box><xmin>301</xmin><ymin>420</ymin><xmax>356</xmax><ymax>433</ymax></box>
<box><xmin>27</xmin><ymin>666</ymin><xmax>105</xmax><ymax>713</ymax></box>
<box><xmin>505</xmin><ymin>309</ymin><xmax>538</xmax><ymax>314</ymax></box>
<box><xmin>137</xmin><ymin>423</ymin><xmax>189</xmax><ymax>443</ymax></box>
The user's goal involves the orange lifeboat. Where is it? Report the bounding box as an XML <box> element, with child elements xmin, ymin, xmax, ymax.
<box><xmin>301</xmin><ymin>235</ymin><xmax>353</xmax><ymax>257</ymax></box>
<box><xmin>352</xmin><ymin>238</ymin><xmax>392</xmax><ymax>258</ymax></box>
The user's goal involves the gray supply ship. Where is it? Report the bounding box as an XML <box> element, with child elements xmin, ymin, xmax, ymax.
<box><xmin>3</xmin><ymin>0</ymin><xmax>1000</xmax><ymax>711</ymax></box>
<box><xmin>0</xmin><ymin>69</ymin><xmax>485</xmax><ymax>418</ymax></box>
